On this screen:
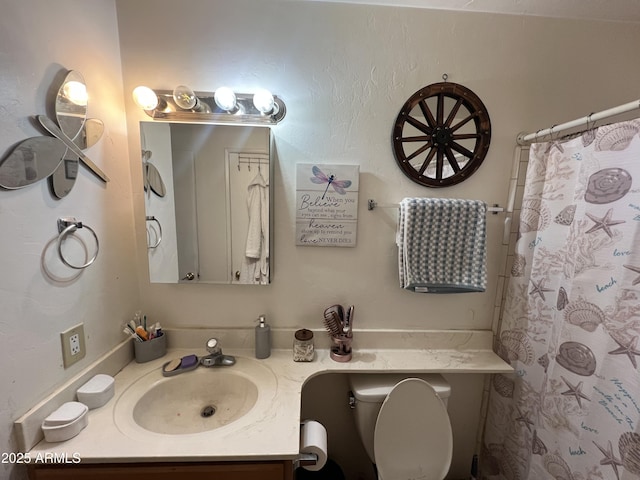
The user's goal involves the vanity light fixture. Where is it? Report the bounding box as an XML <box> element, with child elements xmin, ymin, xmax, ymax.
<box><xmin>132</xmin><ymin>86</ymin><xmax>160</xmax><ymax>111</ymax></box>
<box><xmin>132</xmin><ymin>85</ymin><xmax>286</xmax><ymax>125</ymax></box>
<box><xmin>253</xmin><ymin>89</ymin><xmax>277</xmax><ymax>115</ymax></box>
<box><xmin>172</xmin><ymin>85</ymin><xmax>209</xmax><ymax>113</ymax></box>
<box><xmin>213</xmin><ymin>87</ymin><xmax>238</xmax><ymax>113</ymax></box>
<box><xmin>172</xmin><ymin>85</ymin><xmax>198</xmax><ymax>109</ymax></box>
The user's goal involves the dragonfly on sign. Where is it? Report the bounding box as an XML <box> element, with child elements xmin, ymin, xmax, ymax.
<box><xmin>310</xmin><ymin>166</ymin><xmax>352</xmax><ymax>199</ymax></box>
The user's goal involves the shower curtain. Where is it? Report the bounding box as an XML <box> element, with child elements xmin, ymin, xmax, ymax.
<box><xmin>482</xmin><ymin>119</ymin><xmax>640</xmax><ymax>480</ymax></box>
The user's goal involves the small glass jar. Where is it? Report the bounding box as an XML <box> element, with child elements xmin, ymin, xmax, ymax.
<box><xmin>293</xmin><ymin>329</ymin><xmax>314</xmax><ymax>362</ymax></box>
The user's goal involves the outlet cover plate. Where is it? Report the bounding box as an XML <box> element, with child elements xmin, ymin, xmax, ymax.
<box><xmin>61</xmin><ymin>323</ymin><xmax>86</xmax><ymax>368</ymax></box>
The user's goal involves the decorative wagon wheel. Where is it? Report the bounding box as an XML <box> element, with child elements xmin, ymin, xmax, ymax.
<box><xmin>392</xmin><ymin>81</ymin><xmax>491</xmax><ymax>187</ymax></box>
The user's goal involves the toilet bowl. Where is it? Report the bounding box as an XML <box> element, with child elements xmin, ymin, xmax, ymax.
<box><xmin>349</xmin><ymin>373</ymin><xmax>453</xmax><ymax>480</ymax></box>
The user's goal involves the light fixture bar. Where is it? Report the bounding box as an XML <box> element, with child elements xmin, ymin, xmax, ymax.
<box><xmin>143</xmin><ymin>90</ymin><xmax>286</xmax><ymax>125</ymax></box>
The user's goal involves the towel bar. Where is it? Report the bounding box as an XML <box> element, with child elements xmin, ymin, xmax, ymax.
<box><xmin>367</xmin><ymin>199</ymin><xmax>504</xmax><ymax>214</ymax></box>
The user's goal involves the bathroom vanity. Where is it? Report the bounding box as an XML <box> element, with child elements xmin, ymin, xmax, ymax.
<box><xmin>28</xmin><ymin>461</ymin><xmax>293</xmax><ymax>480</ymax></box>
<box><xmin>17</xmin><ymin>329</ymin><xmax>511</xmax><ymax>479</ymax></box>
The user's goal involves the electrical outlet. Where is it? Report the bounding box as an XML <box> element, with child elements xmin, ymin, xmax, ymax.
<box><xmin>70</xmin><ymin>333</ymin><xmax>80</xmax><ymax>355</ymax></box>
<box><xmin>61</xmin><ymin>323</ymin><xmax>86</xmax><ymax>368</ymax></box>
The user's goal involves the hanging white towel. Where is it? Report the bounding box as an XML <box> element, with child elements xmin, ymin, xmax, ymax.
<box><xmin>398</xmin><ymin>197</ymin><xmax>487</xmax><ymax>293</ymax></box>
<box><xmin>240</xmin><ymin>170</ymin><xmax>269</xmax><ymax>284</ymax></box>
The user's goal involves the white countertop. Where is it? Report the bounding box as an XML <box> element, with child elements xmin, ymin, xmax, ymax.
<box><xmin>18</xmin><ymin>329</ymin><xmax>512</xmax><ymax>463</ymax></box>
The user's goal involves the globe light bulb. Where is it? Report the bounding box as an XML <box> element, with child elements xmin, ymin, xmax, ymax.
<box><xmin>63</xmin><ymin>81</ymin><xmax>88</xmax><ymax>106</ymax></box>
<box><xmin>214</xmin><ymin>87</ymin><xmax>237</xmax><ymax>112</ymax></box>
<box><xmin>252</xmin><ymin>89</ymin><xmax>276</xmax><ymax>114</ymax></box>
<box><xmin>172</xmin><ymin>85</ymin><xmax>198</xmax><ymax>110</ymax></box>
<box><xmin>132</xmin><ymin>86</ymin><xmax>159</xmax><ymax>110</ymax></box>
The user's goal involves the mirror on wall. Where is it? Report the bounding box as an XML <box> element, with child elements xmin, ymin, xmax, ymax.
<box><xmin>141</xmin><ymin>122</ymin><xmax>271</xmax><ymax>285</ymax></box>
<box><xmin>0</xmin><ymin>69</ymin><xmax>106</xmax><ymax>194</ymax></box>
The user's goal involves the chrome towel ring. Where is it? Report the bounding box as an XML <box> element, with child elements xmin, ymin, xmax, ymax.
<box><xmin>146</xmin><ymin>216</ymin><xmax>162</xmax><ymax>249</ymax></box>
<box><xmin>57</xmin><ymin>217</ymin><xmax>99</xmax><ymax>269</ymax></box>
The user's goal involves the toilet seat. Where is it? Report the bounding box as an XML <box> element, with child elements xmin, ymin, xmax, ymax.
<box><xmin>374</xmin><ymin>378</ymin><xmax>453</xmax><ymax>480</ymax></box>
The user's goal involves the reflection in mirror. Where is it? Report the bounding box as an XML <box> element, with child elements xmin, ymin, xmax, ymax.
<box><xmin>74</xmin><ymin>118</ymin><xmax>105</xmax><ymax>150</ymax></box>
<box><xmin>0</xmin><ymin>137</ymin><xmax>67</xmax><ymax>189</ymax></box>
<box><xmin>51</xmin><ymin>118</ymin><xmax>104</xmax><ymax>198</ymax></box>
<box><xmin>52</xmin><ymin>70</ymin><xmax>88</xmax><ymax>199</ymax></box>
<box><xmin>145</xmin><ymin>163</ymin><xmax>166</xmax><ymax>197</ymax></box>
<box><xmin>1</xmin><ymin>69</ymin><xmax>90</xmax><ymax>191</ymax></box>
<box><xmin>0</xmin><ymin>68</ymin><xmax>106</xmax><ymax>195</ymax></box>
<box><xmin>141</xmin><ymin>122</ymin><xmax>271</xmax><ymax>285</ymax></box>
<box><xmin>55</xmin><ymin>70</ymin><xmax>88</xmax><ymax>140</ymax></box>
<box><xmin>51</xmin><ymin>70</ymin><xmax>105</xmax><ymax>198</ymax></box>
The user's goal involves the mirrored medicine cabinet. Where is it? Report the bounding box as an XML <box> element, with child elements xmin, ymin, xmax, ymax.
<box><xmin>141</xmin><ymin>122</ymin><xmax>272</xmax><ymax>285</ymax></box>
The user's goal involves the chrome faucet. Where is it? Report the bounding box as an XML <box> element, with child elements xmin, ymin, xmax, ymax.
<box><xmin>200</xmin><ymin>338</ymin><xmax>236</xmax><ymax>367</ymax></box>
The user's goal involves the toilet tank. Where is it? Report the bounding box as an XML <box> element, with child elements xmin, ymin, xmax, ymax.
<box><xmin>349</xmin><ymin>373</ymin><xmax>451</xmax><ymax>463</ymax></box>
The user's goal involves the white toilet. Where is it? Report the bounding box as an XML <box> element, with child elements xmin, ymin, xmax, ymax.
<box><xmin>349</xmin><ymin>373</ymin><xmax>453</xmax><ymax>480</ymax></box>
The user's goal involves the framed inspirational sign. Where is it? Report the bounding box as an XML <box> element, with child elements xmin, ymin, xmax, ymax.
<box><xmin>295</xmin><ymin>164</ymin><xmax>359</xmax><ymax>247</ymax></box>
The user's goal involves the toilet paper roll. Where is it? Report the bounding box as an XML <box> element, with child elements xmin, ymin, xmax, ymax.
<box><xmin>300</xmin><ymin>419</ymin><xmax>328</xmax><ymax>471</ymax></box>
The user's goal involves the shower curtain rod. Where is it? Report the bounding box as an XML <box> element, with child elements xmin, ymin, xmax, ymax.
<box><xmin>516</xmin><ymin>99</ymin><xmax>640</xmax><ymax>145</ymax></box>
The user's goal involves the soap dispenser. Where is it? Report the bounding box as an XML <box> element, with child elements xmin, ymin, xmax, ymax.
<box><xmin>255</xmin><ymin>315</ymin><xmax>271</xmax><ymax>359</ymax></box>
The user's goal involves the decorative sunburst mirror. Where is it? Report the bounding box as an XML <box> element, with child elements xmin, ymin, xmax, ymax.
<box><xmin>392</xmin><ymin>80</ymin><xmax>491</xmax><ymax>187</ymax></box>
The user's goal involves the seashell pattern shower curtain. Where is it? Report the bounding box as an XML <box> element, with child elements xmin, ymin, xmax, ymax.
<box><xmin>482</xmin><ymin>120</ymin><xmax>640</xmax><ymax>480</ymax></box>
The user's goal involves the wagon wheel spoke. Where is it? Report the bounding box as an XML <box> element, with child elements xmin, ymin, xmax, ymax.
<box><xmin>417</xmin><ymin>148</ymin><xmax>437</xmax><ymax>176</ymax></box>
<box><xmin>405</xmin><ymin>115</ymin><xmax>432</xmax><ymax>135</ymax></box>
<box><xmin>450</xmin><ymin>112</ymin><xmax>478</xmax><ymax>132</ymax></box>
<box><xmin>444</xmin><ymin>147</ymin><xmax>461</xmax><ymax>173</ymax></box>
<box><xmin>444</xmin><ymin>98</ymin><xmax>463</xmax><ymax>127</ymax></box>
<box><xmin>451</xmin><ymin>133</ymin><xmax>481</xmax><ymax>140</ymax></box>
<box><xmin>402</xmin><ymin>135</ymin><xmax>431</xmax><ymax>143</ymax></box>
<box><xmin>436</xmin><ymin>150</ymin><xmax>444</xmax><ymax>180</ymax></box>
<box><xmin>449</xmin><ymin>142</ymin><xmax>474</xmax><ymax>159</ymax></box>
<box><xmin>418</xmin><ymin>100</ymin><xmax>437</xmax><ymax>128</ymax></box>
<box><xmin>405</xmin><ymin>142</ymin><xmax>433</xmax><ymax>162</ymax></box>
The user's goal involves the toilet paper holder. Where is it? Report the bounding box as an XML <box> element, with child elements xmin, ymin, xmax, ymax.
<box><xmin>295</xmin><ymin>452</ymin><xmax>319</xmax><ymax>469</ymax></box>
<box><xmin>298</xmin><ymin>419</ymin><xmax>327</xmax><ymax>471</ymax></box>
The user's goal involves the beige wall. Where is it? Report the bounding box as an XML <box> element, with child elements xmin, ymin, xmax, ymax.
<box><xmin>1</xmin><ymin>0</ymin><xmax>639</xmax><ymax>478</ymax></box>
<box><xmin>118</xmin><ymin>0</ymin><xmax>640</xmax><ymax>332</ymax></box>
<box><xmin>115</xmin><ymin>1</ymin><xmax>640</xmax><ymax>477</ymax></box>
<box><xmin>0</xmin><ymin>1</ymin><xmax>137</xmax><ymax>479</ymax></box>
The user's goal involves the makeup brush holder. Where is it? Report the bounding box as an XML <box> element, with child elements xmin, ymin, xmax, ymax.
<box><xmin>330</xmin><ymin>335</ymin><xmax>352</xmax><ymax>362</ymax></box>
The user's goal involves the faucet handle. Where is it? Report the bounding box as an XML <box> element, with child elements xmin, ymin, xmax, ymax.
<box><xmin>206</xmin><ymin>338</ymin><xmax>222</xmax><ymax>355</ymax></box>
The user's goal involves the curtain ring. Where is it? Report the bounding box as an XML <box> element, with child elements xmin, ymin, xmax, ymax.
<box><xmin>56</xmin><ymin>218</ymin><xmax>99</xmax><ymax>269</ymax></box>
<box><xmin>586</xmin><ymin>112</ymin><xmax>595</xmax><ymax>131</ymax></box>
<box><xmin>535</xmin><ymin>129</ymin><xmax>543</xmax><ymax>142</ymax></box>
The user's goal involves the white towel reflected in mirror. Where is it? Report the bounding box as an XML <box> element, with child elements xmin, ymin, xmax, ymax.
<box><xmin>239</xmin><ymin>170</ymin><xmax>269</xmax><ymax>284</ymax></box>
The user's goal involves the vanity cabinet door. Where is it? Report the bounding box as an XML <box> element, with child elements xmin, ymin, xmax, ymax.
<box><xmin>28</xmin><ymin>461</ymin><xmax>293</xmax><ymax>480</ymax></box>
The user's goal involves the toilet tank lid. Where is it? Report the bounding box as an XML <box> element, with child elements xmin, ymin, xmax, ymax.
<box><xmin>350</xmin><ymin>373</ymin><xmax>451</xmax><ymax>403</ymax></box>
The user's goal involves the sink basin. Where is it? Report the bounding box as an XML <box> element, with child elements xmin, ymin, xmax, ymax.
<box><xmin>133</xmin><ymin>371</ymin><xmax>258</xmax><ymax>434</ymax></box>
<box><xmin>114</xmin><ymin>355</ymin><xmax>277</xmax><ymax>438</ymax></box>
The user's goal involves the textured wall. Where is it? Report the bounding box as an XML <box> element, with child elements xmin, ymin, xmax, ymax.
<box><xmin>117</xmin><ymin>0</ymin><xmax>640</xmax><ymax>332</ymax></box>
<box><xmin>0</xmin><ymin>1</ymin><xmax>138</xmax><ymax>478</ymax></box>
<box><xmin>1</xmin><ymin>0</ymin><xmax>639</xmax><ymax>478</ymax></box>
<box><xmin>114</xmin><ymin>2</ymin><xmax>640</xmax><ymax>476</ymax></box>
